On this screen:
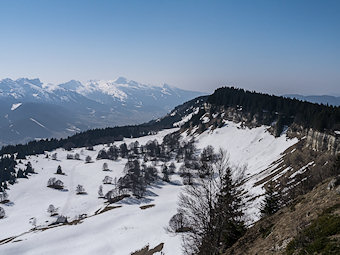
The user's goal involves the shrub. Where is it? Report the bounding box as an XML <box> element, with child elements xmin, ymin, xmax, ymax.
<box><xmin>0</xmin><ymin>207</ymin><xmax>5</xmax><ymax>219</ymax></box>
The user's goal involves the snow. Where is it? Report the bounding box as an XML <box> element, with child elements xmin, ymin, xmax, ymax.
<box><xmin>11</xmin><ymin>103</ymin><xmax>22</xmax><ymax>111</ymax></box>
<box><xmin>29</xmin><ymin>118</ymin><xmax>46</xmax><ymax>129</ymax></box>
<box><xmin>173</xmin><ymin>107</ymin><xmax>199</xmax><ymax>127</ymax></box>
<box><xmin>170</xmin><ymin>110</ymin><xmax>177</xmax><ymax>116</ymax></box>
<box><xmin>193</xmin><ymin>121</ymin><xmax>298</xmax><ymax>222</ymax></box>
<box><xmin>0</xmin><ymin>128</ymin><xmax>182</xmax><ymax>255</ymax></box>
<box><xmin>86</xmin><ymin>80</ymin><xmax>128</xmax><ymax>101</ymax></box>
<box><xmin>289</xmin><ymin>161</ymin><xmax>314</xmax><ymax>179</ymax></box>
<box><xmin>200</xmin><ymin>115</ymin><xmax>210</xmax><ymax>124</ymax></box>
<box><xmin>0</xmin><ymin>122</ymin><xmax>298</xmax><ymax>254</ymax></box>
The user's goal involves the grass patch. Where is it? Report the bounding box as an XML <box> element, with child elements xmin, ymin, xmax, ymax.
<box><xmin>259</xmin><ymin>223</ymin><xmax>274</xmax><ymax>238</ymax></box>
<box><xmin>140</xmin><ymin>204</ymin><xmax>155</xmax><ymax>210</ymax></box>
<box><xmin>286</xmin><ymin>204</ymin><xmax>340</xmax><ymax>255</ymax></box>
<box><xmin>98</xmin><ymin>205</ymin><xmax>122</xmax><ymax>214</ymax></box>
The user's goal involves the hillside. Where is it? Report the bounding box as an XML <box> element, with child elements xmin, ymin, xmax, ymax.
<box><xmin>225</xmin><ymin>176</ymin><xmax>340</xmax><ymax>254</ymax></box>
<box><xmin>0</xmin><ymin>116</ymin><xmax>297</xmax><ymax>254</ymax></box>
<box><xmin>0</xmin><ymin>87</ymin><xmax>339</xmax><ymax>254</ymax></box>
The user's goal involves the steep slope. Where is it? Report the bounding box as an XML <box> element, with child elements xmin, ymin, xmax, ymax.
<box><xmin>0</xmin><ymin>87</ymin><xmax>339</xmax><ymax>254</ymax></box>
<box><xmin>225</xmin><ymin>177</ymin><xmax>340</xmax><ymax>254</ymax></box>
<box><xmin>0</xmin><ymin>120</ymin><xmax>297</xmax><ymax>254</ymax></box>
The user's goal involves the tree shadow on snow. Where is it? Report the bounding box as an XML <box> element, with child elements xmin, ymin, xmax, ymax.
<box><xmin>117</xmin><ymin>197</ymin><xmax>154</xmax><ymax>205</ymax></box>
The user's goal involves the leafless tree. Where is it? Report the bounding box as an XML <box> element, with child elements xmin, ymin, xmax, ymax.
<box><xmin>47</xmin><ymin>204</ymin><xmax>57</xmax><ymax>216</ymax></box>
<box><xmin>0</xmin><ymin>207</ymin><xmax>5</xmax><ymax>219</ymax></box>
<box><xmin>76</xmin><ymin>184</ymin><xmax>86</xmax><ymax>194</ymax></box>
<box><xmin>177</xmin><ymin>149</ymin><xmax>246</xmax><ymax>255</ymax></box>
<box><xmin>98</xmin><ymin>185</ymin><xmax>104</xmax><ymax>198</ymax></box>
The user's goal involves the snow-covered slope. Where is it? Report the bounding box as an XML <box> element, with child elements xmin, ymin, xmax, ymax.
<box><xmin>0</xmin><ymin>118</ymin><xmax>298</xmax><ymax>254</ymax></box>
<box><xmin>0</xmin><ymin>77</ymin><xmax>203</xmax><ymax>146</ymax></box>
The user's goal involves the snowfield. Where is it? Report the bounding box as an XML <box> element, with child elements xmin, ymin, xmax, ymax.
<box><xmin>0</xmin><ymin>123</ymin><xmax>297</xmax><ymax>254</ymax></box>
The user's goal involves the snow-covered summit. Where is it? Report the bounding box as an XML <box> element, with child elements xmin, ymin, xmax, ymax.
<box><xmin>0</xmin><ymin>77</ymin><xmax>203</xmax><ymax>146</ymax></box>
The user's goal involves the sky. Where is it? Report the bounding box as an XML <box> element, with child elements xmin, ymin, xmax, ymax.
<box><xmin>0</xmin><ymin>0</ymin><xmax>339</xmax><ymax>95</ymax></box>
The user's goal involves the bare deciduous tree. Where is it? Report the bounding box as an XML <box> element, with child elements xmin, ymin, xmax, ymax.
<box><xmin>177</xmin><ymin>149</ymin><xmax>246</xmax><ymax>255</ymax></box>
<box><xmin>76</xmin><ymin>185</ymin><xmax>86</xmax><ymax>194</ymax></box>
<box><xmin>0</xmin><ymin>207</ymin><xmax>5</xmax><ymax>219</ymax></box>
<box><xmin>47</xmin><ymin>204</ymin><xmax>57</xmax><ymax>216</ymax></box>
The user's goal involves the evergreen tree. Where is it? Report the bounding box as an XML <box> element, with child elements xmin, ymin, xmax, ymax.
<box><xmin>162</xmin><ymin>164</ymin><xmax>170</xmax><ymax>182</ymax></box>
<box><xmin>119</xmin><ymin>143</ymin><xmax>128</xmax><ymax>158</ymax></box>
<box><xmin>56</xmin><ymin>165</ymin><xmax>63</xmax><ymax>175</ymax></box>
<box><xmin>25</xmin><ymin>162</ymin><xmax>34</xmax><ymax>174</ymax></box>
<box><xmin>97</xmin><ymin>149</ymin><xmax>109</xmax><ymax>160</ymax></box>
<box><xmin>178</xmin><ymin>149</ymin><xmax>245</xmax><ymax>255</ymax></box>
<box><xmin>260</xmin><ymin>184</ymin><xmax>281</xmax><ymax>217</ymax></box>
<box><xmin>17</xmin><ymin>168</ymin><xmax>26</xmax><ymax>178</ymax></box>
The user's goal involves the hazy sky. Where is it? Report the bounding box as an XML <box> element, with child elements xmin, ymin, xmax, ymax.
<box><xmin>0</xmin><ymin>0</ymin><xmax>339</xmax><ymax>95</ymax></box>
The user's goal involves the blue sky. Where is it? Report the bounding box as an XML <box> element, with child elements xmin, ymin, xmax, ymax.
<box><xmin>0</xmin><ymin>0</ymin><xmax>339</xmax><ymax>95</ymax></box>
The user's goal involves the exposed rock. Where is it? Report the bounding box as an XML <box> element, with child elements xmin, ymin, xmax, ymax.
<box><xmin>306</xmin><ymin>129</ymin><xmax>340</xmax><ymax>154</ymax></box>
<box><xmin>130</xmin><ymin>243</ymin><xmax>164</xmax><ymax>255</ymax></box>
<box><xmin>328</xmin><ymin>175</ymin><xmax>340</xmax><ymax>190</ymax></box>
<box><xmin>336</xmin><ymin>186</ymin><xmax>340</xmax><ymax>195</ymax></box>
<box><xmin>55</xmin><ymin>216</ymin><xmax>68</xmax><ymax>224</ymax></box>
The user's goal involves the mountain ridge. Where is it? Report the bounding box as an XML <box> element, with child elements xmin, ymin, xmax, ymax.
<box><xmin>284</xmin><ymin>93</ymin><xmax>340</xmax><ymax>106</ymax></box>
<box><xmin>0</xmin><ymin>77</ymin><xmax>203</xmax><ymax>146</ymax></box>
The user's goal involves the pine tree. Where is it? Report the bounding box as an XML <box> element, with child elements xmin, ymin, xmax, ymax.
<box><xmin>260</xmin><ymin>184</ymin><xmax>281</xmax><ymax>217</ymax></box>
<box><xmin>178</xmin><ymin>149</ymin><xmax>245</xmax><ymax>255</ymax></box>
<box><xmin>162</xmin><ymin>164</ymin><xmax>170</xmax><ymax>182</ymax></box>
<box><xmin>25</xmin><ymin>162</ymin><xmax>34</xmax><ymax>174</ymax></box>
<box><xmin>169</xmin><ymin>162</ymin><xmax>176</xmax><ymax>174</ymax></box>
<box><xmin>56</xmin><ymin>165</ymin><xmax>63</xmax><ymax>175</ymax></box>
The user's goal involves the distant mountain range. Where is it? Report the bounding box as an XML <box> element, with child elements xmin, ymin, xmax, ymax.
<box><xmin>284</xmin><ymin>94</ymin><xmax>340</xmax><ymax>106</ymax></box>
<box><xmin>0</xmin><ymin>77</ymin><xmax>203</xmax><ymax>145</ymax></box>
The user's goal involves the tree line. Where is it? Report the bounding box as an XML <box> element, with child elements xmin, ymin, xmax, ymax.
<box><xmin>208</xmin><ymin>87</ymin><xmax>340</xmax><ymax>133</ymax></box>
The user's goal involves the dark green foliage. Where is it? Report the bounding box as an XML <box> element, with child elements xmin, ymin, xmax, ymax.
<box><xmin>25</xmin><ymin>162</ymin><xmax>35</xmax><ymax>175</ymax></box>
<box><xmin>56</xmin><ymin>165</ymin><xmax>63</xmax><ymax>175</ymax></box>
<box><xmin>208</xmin><ymin>87</ymin><xmax>340</xmax><ymax>133</ymax></box>
<box><xmin>162</xmin><ymin>164</ymin><xmax>170</xmax><ymax>182</ymax></box>
<box><xmin>119</xmin><ymin>160</ymin><xmax>146</xmax><ymax>198</ymax></box>
<box><xmin>0</xmin><ymin>156</ymin><xmax>17</xmax><ymax>189</ymax></box>
<box><xmin>259</xmin><ymin>223</ymin><xmax>274</xmax><ymax>238</ymax></box>
<box><xmin>17</xmin><ymin>168</ymin><xmax>26</xmax><ymax>179</ymax></box>
<box><xmin>286</xmin><ymin>209</ymin><xmax>340</xmax><ymax>255</ymax></box>
<box><xmin>260</xmin><ymin>184</ymin><xmax>281</xmax><ymax>217</ymax></box>
<box><xmin>0</xmin><ymin>97</ymin><xmax>207</xmax><ymax>160</ymax></box>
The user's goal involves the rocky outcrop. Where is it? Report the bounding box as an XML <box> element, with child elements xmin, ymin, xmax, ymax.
<box><xmin>306</xmin><ymin>129</ymin><xmax>340</xmax><ymax>154</ymax></box>
<box><xmin>191</xmin><ymin>103</ymin><xmax>340</xmax><ymax>154</ymax></box>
